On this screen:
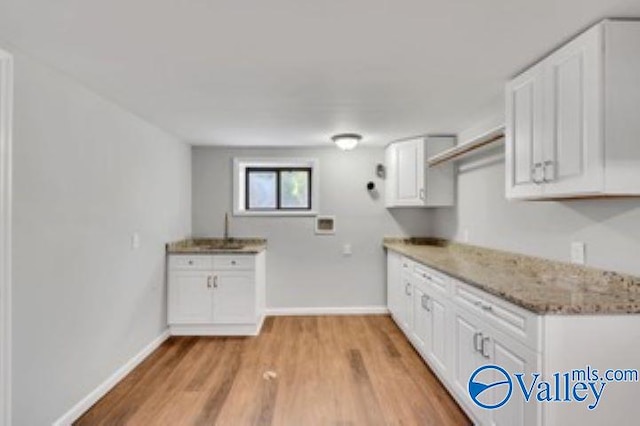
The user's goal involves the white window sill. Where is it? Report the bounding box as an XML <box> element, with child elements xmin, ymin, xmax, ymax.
<box><xmin>233</xmin><ymin>210</ymin><xmax>318</xmax><ymax>217</ymax></box>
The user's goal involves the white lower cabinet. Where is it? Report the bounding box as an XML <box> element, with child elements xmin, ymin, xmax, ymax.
<box><xmin>387</xmin><ymin>250</ymin><xmax>640</xmax><ymax>425</ymax></box>
<box><xmin>168</xmin><ymin>252</ymin><xmax>266</xmax><ymax>335</ymax></box>
<box><xmin>387</xmin><ymin>251</ymin><xmax>539</xmax><ymax>425</ymax></box>
<box><xmin>211</xmin><ymin>270</ymin><xmax>256</xmax><ymax>324</ymax></box>
<box><xmin>412</xmin><ymin>274</ymin><xmax>450</xmax><ymax>379</ymax></box>
<box><xmin>452</xmin><ymin>306</ymin><xmax>489</xmax><ymax>424</ymax></box>
<box><xmin>489</xmin><ymin>331</ymin><xmax>539</xmax><ymax>426</ymax></box>
<box><xmin>169</xmin><ymin>270</ymin><xmax>215</xmax><ymax>324</ymax></box>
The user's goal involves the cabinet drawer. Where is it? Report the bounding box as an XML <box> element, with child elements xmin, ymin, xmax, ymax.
<box><xmin>453</xmin><ymin>280</ymin><xmax>539</xmax><ymax>350</ymax></box>
<box><xmin>169</xmin><ymin>255</ymin><xmax>214</xmax><ymax>270</ymax></box>
<box><xmin>413</xmin><ymin>263</ymin><xmax>449</xmax><ymax>296</ymax></box>
<box><xmin>213</xmin><ymin>255</ymin><xmax>255</xmax><ymax>270</ymax></box>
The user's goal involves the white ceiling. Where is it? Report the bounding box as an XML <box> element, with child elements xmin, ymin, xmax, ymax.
<box><xmin>2</xmin><ymin>0</ymin><xmax>640</xmax><ymax>147</ymax></box>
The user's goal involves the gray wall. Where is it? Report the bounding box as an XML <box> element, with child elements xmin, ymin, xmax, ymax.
<box><xmin>192</xmin><ymin>146</ymin><xmax>431</xmax><ymax>309</ymax></box>
<box><xmin>12</xmin><ymin>53</ymin><xmax>191</xmax><ymax>424</ymax></box>
<box><xmin>431</xmin><ymin>142</ymin><xmax>640</xmax><ymax>277</ymax></box>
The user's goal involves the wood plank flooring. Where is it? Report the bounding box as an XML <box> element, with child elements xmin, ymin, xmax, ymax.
<box><xmin>75</xmin><ymin>315</ymin><xmax>471</xmax><ymax>426</ymax></box>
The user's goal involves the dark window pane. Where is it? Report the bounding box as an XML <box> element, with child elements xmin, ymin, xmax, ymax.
<box><xmin>280</xmin><ymin>170</ymin><xmax>310</xmax><ymax>209</ymax></box>
<box><xmin>248</xmin><ymin>171</ymin><xmax>277</xmax><ymax>209</ymax></box>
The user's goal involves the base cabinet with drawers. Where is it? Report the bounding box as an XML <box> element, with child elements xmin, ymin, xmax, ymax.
<box><xmin>168</xmin><ymin>251</ymin><xmax>266</xmax><ymax>336</ymax></box>
<box><xmin>386</xmin><ymin>249</ymin><xmax>640</xmax><ymax>426</ymax></box>
<box><xmin>387</xmin><ymin>252</ymin><xmax>538</xmax><ymax>425</ymax></box>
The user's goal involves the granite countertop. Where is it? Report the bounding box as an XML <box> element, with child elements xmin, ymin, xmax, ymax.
<box><xmin>384</xmin><ymin>238</ymin><xmax>640</xmax><ymax>315</ymax></box>
<box><xmin>167</xmin><ymin>238</ymin><xmax>267</xmax><ymax>254</ymax></box>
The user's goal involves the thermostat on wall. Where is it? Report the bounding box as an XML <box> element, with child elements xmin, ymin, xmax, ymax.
<box><xmin>315</xmin><ymin>215</ymin><xmax>336</xmax><ymax>235</ymax></box>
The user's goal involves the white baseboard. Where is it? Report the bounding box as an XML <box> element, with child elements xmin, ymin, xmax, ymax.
<box><xmin>265</xmin><ymin>306</ymin><xmax>389</xmax><ymax>316</ymax></box>
<box><xmin>52</xmin><ymin>329</ymin><xmax>170</xmax><ymax>426</ymax></box>
<box><xmin>170</xmin><ymin>318</ymin><xmax>263</xmax><ymax>337</ymax></box>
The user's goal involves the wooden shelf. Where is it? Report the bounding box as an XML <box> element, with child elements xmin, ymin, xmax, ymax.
<box><xmin>427</xmin><ymin>125</ymin><xmax>505</xmax><ymax>167</ymax></box>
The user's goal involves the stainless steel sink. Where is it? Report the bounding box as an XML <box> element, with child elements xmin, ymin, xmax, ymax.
<box><xmin>194</xmin><ymin>241</ymin><xmax>245</xmax><ymax>250</ymax></box>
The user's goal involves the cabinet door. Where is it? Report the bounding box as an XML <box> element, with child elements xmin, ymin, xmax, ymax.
<box><xmin>542</xmin><ymin>25</ymin><xmax>604</xmax><ymax>196</ymax></box>
<box><xmin>168</xmin><ymin>271</ymin><xmax>213</xmax><ymax>324</ymax></box>
<box><xmin>386</xmin><ymin>251</ymin><xmax>402</xmax><ymax>320</ymax></box>
<box><xmin>505</xmin><ymin>64</ymin><xmax>545</xmax><ymax>199</ymax></box>
<box><xmin>395</xmin><ymin>139</ymin><xmax>425</xmax><ymax>206</ymax></box>
<box><xmin>486</xmin><ymin>332</ymin><xmax>539</xmax><ymax>426</ymax></box>
<box><xmin>411</xmin><ymin>285</ymin><xmax>431</xmax><ymax>354</ymax></box>
<box><xmin>212</xmin><ymin>271</ymin><xmax>256</xmax><ymax>324</ymax></box>
<box><xmin>451</xmin><ymin>307</ymin><xmax>488</xmax><ymax>424</ymax></box>
<box><xmin>427</xmin><ymin>292</ymin><xmax>450</xmax><ymax>378</ymax></box>
<box><xmin>397</xmin><ymin>274</ymin><xmax>414</xmax><ymax>332</ymax></box>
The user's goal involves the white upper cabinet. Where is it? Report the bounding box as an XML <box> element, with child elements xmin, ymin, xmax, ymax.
<box><xmin>505</xmin><ymin>64</ymin><xmax>544</xmax><ymax>198</ymax></box>
<box><xmin>385</xmin><ymin>136</ymin><xmax>455</xmax><ymax>207</ymax></box>
<box><xmin>506</xmin><ymin>20</ymin><xmax>640</xmax><ymax>199</ymax></box>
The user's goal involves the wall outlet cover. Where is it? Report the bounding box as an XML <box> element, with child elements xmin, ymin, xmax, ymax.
<box><xmin>131</xmin><ymin>232</ymin><xmax>141</xmax><ymax>250</ymax></box>
<box><xmin>571</xmin><ymin>242</ymin><xmax>586</xmax><ymax>265</ymax></box>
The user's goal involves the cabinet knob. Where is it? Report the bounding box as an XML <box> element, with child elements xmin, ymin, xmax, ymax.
<box><xmin>188</xmin><ymin>260</ymin><xmax>194</xmax><ymax>265</ymax></box>
<box><xmin>231</xmin><ymin>260</ymin><xmax>236</xmax><ymax>265</ymax></box>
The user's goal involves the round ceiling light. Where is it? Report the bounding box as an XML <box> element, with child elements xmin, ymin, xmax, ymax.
<box><xmin>332</xmin><ymin>133</ymin><xmax>362</xmax><ymax>151</ymax></box>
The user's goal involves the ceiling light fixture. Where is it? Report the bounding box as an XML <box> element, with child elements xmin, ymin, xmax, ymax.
<box><xmin>332</xmin><ymin>133</ymin><xmax>362</xmax><ymax>151</ymax></box>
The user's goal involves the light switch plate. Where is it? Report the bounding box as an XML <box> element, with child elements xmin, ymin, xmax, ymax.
<box><xmin>571</xmin><ymin>242</ymin><xmax>585</xmax><ymax>265</ymax></box>
<box><xmin>343</xmin><ymin>243</ymin><xmax>352</xmax><ymax>256</ymax></box>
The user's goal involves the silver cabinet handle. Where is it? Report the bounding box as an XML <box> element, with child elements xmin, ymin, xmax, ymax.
<box><xmin>213</xmin><ymin>275</ymin><xmax>218</xmax><ymax>288</ymax></box>
<box><xmin>543</xmin><ymin>160</ymin><xmax>555</xmax><ymax>182</ymax></box>
<box><xmin>531</xmin><ymin>162</ymin><xmax>543</xmax><ymax>184</ymax></box>
<box><xmin>421</xmin><ymin>294</ymin><xmax>431</xmax><ymax>311</ymax></box>
<box><xmin>481</xmin><ymin>303</ymin><xmax>493</xmax><ymax>312</ymax></box>
<box><xmin>207</xmin><ymin>276</ymin><xmax>212</xmax><ymax>289</ymax></box>
<box><xmin>481</xmin><ymin>336</ymin><xmax>491</xmax><ymax>359</ymax></box>
<box><xmin>405</xmin><ymin>283</ymin><xmax>411</xmax><ymax>296</ymax></box>
<box><xmin>473</xmin><ymin>332</ymin><xmax>483</xmax><ymax>352</ymax></box>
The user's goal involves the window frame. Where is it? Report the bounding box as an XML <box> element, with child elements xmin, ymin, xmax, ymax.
<box><xmin>233</xmin><ymin>158</ymin><xmax>319</xmax><ymax>217</ymax></box>
<box><xmin>244</xmin><ymin>167</ymin><xmax>312</xmax><ymax>212</ymax></box>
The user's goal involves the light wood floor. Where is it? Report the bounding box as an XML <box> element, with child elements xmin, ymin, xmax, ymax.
<box><xmin>76</xmin><ymin>315</ymin><xmax>471</xmax><ymax>426</ymax></box>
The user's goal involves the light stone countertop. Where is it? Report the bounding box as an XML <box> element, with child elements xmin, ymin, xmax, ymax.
<box><xmin>384</xmin><ymin>238</ymin><xmax>640</xmax><ymax>315</ymax></box>
<box><xmin>166</xmin><ymin>238</ymin><xmax>267</xmax><ymax>254</ymax></box>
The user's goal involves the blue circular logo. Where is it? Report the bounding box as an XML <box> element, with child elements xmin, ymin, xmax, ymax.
<box><xmin>468</xmin><ymin>365</ymin><xmax>513</xmax><ymax>409</ymax></box>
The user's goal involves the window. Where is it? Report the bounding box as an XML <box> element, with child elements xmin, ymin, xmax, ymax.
<box><xmin>246</xmin><ymin>167</ymin><xmax>312</xmax><ymax>211</ymax></box>
<box><xmin>233</xmin><ymin>158</ymin><xmax>319</xmax><ymax>216</ymax></box>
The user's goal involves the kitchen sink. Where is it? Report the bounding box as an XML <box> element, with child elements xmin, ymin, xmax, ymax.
<box><xmin>194</xmin><ymin>241</ymin><xmax>245</xmax><ymax>250</ymax></box>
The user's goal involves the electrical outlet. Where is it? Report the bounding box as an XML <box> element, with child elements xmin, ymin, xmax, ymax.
<box><xmin>131</xmin><ymin>232</ymin><xmax>141</xmax><ymax>250</ymax></box>
<box><xmin>571</xmin><ymin>242</ymin><xmax>585</xmax><ymax>265</ymax></box>
<box><xmin>343</xmin><ymin>243</ymin><xmax>352</xmax><ymax>256</ymax></box>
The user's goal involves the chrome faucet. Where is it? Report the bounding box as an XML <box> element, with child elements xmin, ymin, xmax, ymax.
<box><xmin>224</xmin><ymin>212</ymin><xmax>230</xmax><ymax>241</ymax></box>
